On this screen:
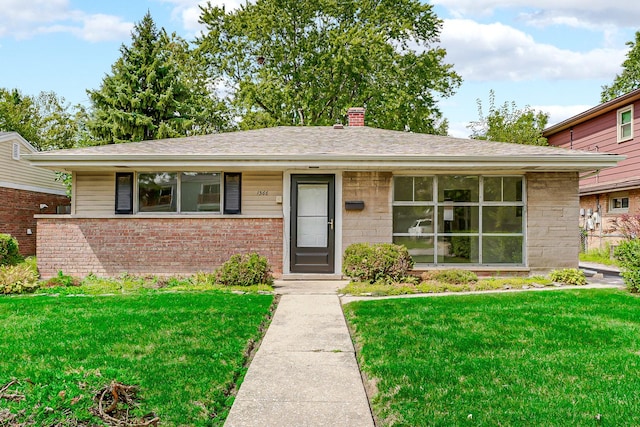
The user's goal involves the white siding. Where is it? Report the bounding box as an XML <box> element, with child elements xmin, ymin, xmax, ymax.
<box><xmin>242</xmin><ymin>172</ymin><xmax>283</xmax><ymax>216</ymax></box>
<box><xmin>75</xmin><ymin>172</ymin><xmax>115</xmax><ymax>215</ymax></box>
<box><xmin>0</xmin><ymin>138</ymin><xmax>66</xmax><ymax>194</ymax></box>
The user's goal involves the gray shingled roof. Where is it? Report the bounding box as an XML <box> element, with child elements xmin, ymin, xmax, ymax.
<box><xmin>24</xmin><ymin>126</ymin><xmax>622</xmax><ymax>171</ymax></box>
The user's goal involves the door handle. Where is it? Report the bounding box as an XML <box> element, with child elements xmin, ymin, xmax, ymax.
<box><xmin>328</xmin><ymin>219</ymin><xmax>334</xmax><ymax>230</ymax></box>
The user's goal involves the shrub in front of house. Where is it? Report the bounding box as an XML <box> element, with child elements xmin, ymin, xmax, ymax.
<box><xmin>614</xmin><ymin>239</ymin><xmax>640</xmax><ymax>293</ymax></box>
<box><xmin>549</xmin><ymin>268</ymin><xmax>587</xmax><ymax>286</ymax></box>
<box><xmin>342</xmin><ymin>243</ymin><xmax>414</xmax><ymax>283</ymax></box>
<box><xmin>0</xmin><ymin>263</ymin><xmax>39</xmax><ymax>294</ymax></box>
<box><xmin>0</xmin><ymin>233</ymin><xmax>22</xmax><ymax>266</ymax></box>
<box><xmin>421</xmin><ymin>269</ymin><xmax>478</xmax><ymax>284</ymax></box>
<box><xmin>214</xmin><ymin>252</ymin><xmax>274</xmax><ymax>287</ymax></box>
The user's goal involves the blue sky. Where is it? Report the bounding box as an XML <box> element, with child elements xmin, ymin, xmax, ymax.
<box><xmin>0</xmin><ymin>0</ymin><xmax>636</xmax><ymax>137</ymax></box>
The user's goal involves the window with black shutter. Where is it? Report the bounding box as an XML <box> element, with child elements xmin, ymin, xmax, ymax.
<box><xmin>115</xmin><ymin>173</ymin><xmax>134</xmax><ymax>214</ymax></box>
<box><xmin>224</xmin><ymin>173</ymin><xmax>241</xmax><ymax>214</ymax></box>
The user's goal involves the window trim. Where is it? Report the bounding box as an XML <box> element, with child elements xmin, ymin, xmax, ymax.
<box><xmin>609</xmin><ymin>192</ymin><xmax>630</xmax><ymax>213</ymax></box>
<box><xmin>617</xmin><ymin>105</ymin><xmax>634</xmax><ymax>143</ymax></box>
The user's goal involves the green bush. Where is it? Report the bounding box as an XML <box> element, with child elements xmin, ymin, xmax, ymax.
<box><xmin>342</xmin><ymin>243</ymin><xmax>414</xmax><ymax>283</ymax></box>
<box><xmin>421</xmin><ymin>269</ymin><xmax>478</xmax><ymax>284</ymax></box>
<box><xmin>214</xmin><ymin>253</ymin><xmax>273</xmax><ymax>287</ymax></box>
<box><xmin>42</xmin><ymin>270</ymin><xmax>81</xmax><ymax>287</ymax></box>
<box><xmin>0</xmin><ymin>263</ymin><xmax>39</xmax><ymax>294</ymax></box>
<box><xmin>0</xmin><ymin>233</ymin><xmax>22</xmax><ymax>266</ymax></box>
<box><xmin>549</xmin><ymin>268</ymin><xmax>587</xmax><ymax>286</ymax></box>
<box><xmin>614</xmin><ymin>239</ymin><xmax>640</xmax><ymax>293</ymax></box>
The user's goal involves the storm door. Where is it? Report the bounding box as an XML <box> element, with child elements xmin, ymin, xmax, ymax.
<box><xmin>290</xmin><ymin>175</ymin><xmax>335</xmax><ymax>273</ymax></box>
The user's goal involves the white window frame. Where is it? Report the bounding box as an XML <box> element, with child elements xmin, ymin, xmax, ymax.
<box><xmin>609</xmin><ymin>192</ymin><xmax>630</xmax><ymax>213</ymax></box>
<box><xmin>617</xmin><ymin>105</ymin><xmax>634</xmax><ymax>143</ymax></box>
<box><xmin>392</xmin><ymin>175</ymin><xmax>526</xmax><ymax>266</ymax></box>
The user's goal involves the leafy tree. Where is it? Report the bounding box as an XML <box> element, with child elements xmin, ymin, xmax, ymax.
<box><xmin>196</xmin><ymin>0</ymin><xmax>461</xmax><ymax>134</ymax></box>
<box><xmin>0</xmin><ymin>88</ymin><xmax>81</xmax><ymax>151</ymax></box>
<box><xmin>468</xmin><ymin>90</ymin><xmax>549</xmax><ymax>146</ymax></box>
<box><xmin>87</xmin><ymin>12</ymin><xmax>231</xmax><ymax>144</ymax></box>
<box><xmin>601</xmin><ymin>31</ymin><xmax>640</xmax><ymax>102</ymax></box>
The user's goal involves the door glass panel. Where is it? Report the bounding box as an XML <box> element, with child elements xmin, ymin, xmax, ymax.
<box><xmin>297</xmin><ymin>184</ymin><xmax>328</xmax><ymax>247</ymax></box>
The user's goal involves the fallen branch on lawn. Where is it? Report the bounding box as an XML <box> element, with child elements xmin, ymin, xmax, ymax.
<box><xmin>92</xmin><ymin>381</ymin><xmax>159</xmax><ymax>427</ymax></box>
<box><xmin>0</xmin><ymin>379</ymin><xmax>25</xmax><ymax>402</ymax></box>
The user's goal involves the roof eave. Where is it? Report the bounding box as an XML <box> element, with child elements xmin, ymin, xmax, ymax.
<box><xmin>543</xmin><ymin>88</ymin><xmax>640</xmax><ymax>136</ymax></box>
<box><xmin>24</xmin><ymin>154</ymin><xmax>624</xmax><ymax>173</ymax></box>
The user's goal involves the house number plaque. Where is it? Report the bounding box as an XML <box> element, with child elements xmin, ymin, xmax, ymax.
<box><xmin>256</xmin><ymin>190</ymin><xmax>269</xmax><ymax>196</ymax></box>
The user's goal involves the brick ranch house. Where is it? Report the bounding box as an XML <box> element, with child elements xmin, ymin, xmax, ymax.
<box><xmin>0</xmin><ymin>132</ymin><xmax>69</xmax><ymax>256</ymax></box>
<box><xmin>25</xmin><ymin>110</ymin><xmax>621</xmax><ymax>279</ymax></box>
<box><xmin>544</xmin><ymin>88</ymin><xmax>640</xmax><ymax>250</ymax></box>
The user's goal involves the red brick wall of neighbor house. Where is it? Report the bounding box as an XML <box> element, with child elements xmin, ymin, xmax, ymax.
<box><xmin>36</xmin><ymin>217</ymin><xmax>283</xmax><ymax>279</ymax></box>
<box><xmin>546</xmin><ymin>100</ymin><xmax>640</xmax><ymax>187</ymax></box>
<box><xmin>0</xmin><ymin>187</ymin><xmax>69</xmax><ymax>256</ymax></box>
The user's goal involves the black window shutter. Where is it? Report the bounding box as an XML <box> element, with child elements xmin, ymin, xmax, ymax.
<box><xmin>224</xmin><ymin>173</ymin><xmax>241</xmax><ymax>214</ymax></box>
<box><xmin>115</xmin><ymin>173</ymin><xmax>134</xmax><ymax>214</ymax></box>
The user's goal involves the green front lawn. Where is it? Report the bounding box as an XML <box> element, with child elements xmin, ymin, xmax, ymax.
<box><xmin>0</xmin><ymin>292</ymin><xmax>274</xmax><ymax>426</ymax></box>
<box><xmin>344</xmin><ymin>289</ymin><xmax>640</xmax><ymax>426</ymax></box>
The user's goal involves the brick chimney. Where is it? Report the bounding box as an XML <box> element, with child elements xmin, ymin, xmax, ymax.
<box><xmin>347</xmin><ymin>107</ymin><xmax>365</xmax><ymax>127</ymax></box>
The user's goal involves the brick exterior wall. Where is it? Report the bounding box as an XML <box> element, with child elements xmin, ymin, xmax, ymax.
<box><xmin>342</xmin><ymin>171</ymin><xmax>392</xmax><ymax>250</ymax></box>
<box><xmin>526</xmin><ymin>172</ymin><xmax>579</xmax><ymax>273</ymax></box>
<box><xmin>0</xmin><ymin>187</ymin><xmax>69</xmax><ymax>256</ymax></box>
<box><xmin>580</xmin><ymin>188</ymin><xmax>640</xmax><ymax>251</ymax></box>
<box><xmin>36</xmin><ymin>217</ymin><xmax>283</xmax><ymax>279</ymax></box>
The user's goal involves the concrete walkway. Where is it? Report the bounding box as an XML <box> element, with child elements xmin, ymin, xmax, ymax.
<box><xmin>224</xmin><ymin>281</ymin><xmax>374</xmax><ymax>427</ymax></box>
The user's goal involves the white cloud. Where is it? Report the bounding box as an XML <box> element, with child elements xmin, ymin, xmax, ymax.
<box><xmin>157</xmin><ymin>0</ymin><xmax>243</xmax><ymax>35</ymax></box>
<box><xmin>533</xmin><ymin>104</ymin><xmax>594</xmax><ymax>126</ymax></box>
<box><xmin>431</xmin><ymin>0</ymin><xmax>640</xmax><ymax>29</ymax></box>
<box><xmin>440</xmin><ymin>19</ymin><xmax>625</xmax><ymax>82</ymax></box>
<box><xmin>0</xmin><ymin>0</ymin><xmax>133</xmax><ymax>41</ymax></box>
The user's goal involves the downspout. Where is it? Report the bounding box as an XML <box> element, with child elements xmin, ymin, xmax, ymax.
<box><xmin>570</xmin><ymin>128</ymin><xmax>573</xmax><ymax>149</ymax></box>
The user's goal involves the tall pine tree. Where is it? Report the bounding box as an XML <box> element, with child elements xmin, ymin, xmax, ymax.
<box><xmin>88</xmin><ymin>12</ymin><xmax>230</xmax><ymax>144</ymax></box>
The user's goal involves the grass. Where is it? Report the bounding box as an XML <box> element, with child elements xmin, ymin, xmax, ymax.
<box><xmin>344</xmin><ymin>289</ymin><xmax>640</xmax><ymax>426</ymax></box>
<box><xmin>580</xmin><ymin>243</ymin><xmax>619</xmax><ymax>267</ymax></box>
<box><xmin>0</xmin><ymin>291</ymin><xmax>274</xmax><ymax>426</ymax></box>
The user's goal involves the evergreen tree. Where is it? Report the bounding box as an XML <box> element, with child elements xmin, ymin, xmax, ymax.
<box><xmin>88</xmin><ymin>12</ymin><xmax>230</xmax><ymax>144</ymax></box>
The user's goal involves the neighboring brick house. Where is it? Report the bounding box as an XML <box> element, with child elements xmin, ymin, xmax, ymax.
<box><xmin>26</xmin><ymin>109</ymin><xmax>620</xmax><ymax>279</ymax></box>
<box><xmin>0</xmin><ymin>132</ymin><xmax>70</xmax><ymax>256</ymax></box>
<box><xmin>544</xmin><ymin>89</ymin><xmax>640</xmax><ymax>250</ymax></box>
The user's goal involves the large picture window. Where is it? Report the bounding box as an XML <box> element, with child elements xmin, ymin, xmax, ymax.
<box><xmin>392</xmin><ymin>175</ymin><xmax>525</xmax><ymax>265</ymax></box>
<box><xmin>135</xmin><ymin>172</ymin><xmax>230</xmax><ymax>214</ymax></box>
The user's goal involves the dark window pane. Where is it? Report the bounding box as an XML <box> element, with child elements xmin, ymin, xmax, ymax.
<box><xmin>483</xmin><ymin>236</ymin><xmax>523</xmax><ymax>264</ymax></box>
<box><xmin>438</xmin><ymin>206</ymin><xmax>479</xmax><ymax>233</ymax></box>
<box><xmin>437</xmin><ymin>236</ymin><xmax>479</xmax><ymax>263</ymax></box>
<box><xmin>393</xmin><ymin>236</ymin><xmax>434</xmax><ymax>264</ymax></box>
<box><xmin>138</xmin><ymin>173</ymin><xmax>177</xmax><ymax>212</ymax></box>
<box><xmin>438</xmin><ymin>176</ymin><xmax>479</xmax><ymax>202</ymax></box>
<box><xmin>181</xmin><ymin>172</ymin><xmax>220</xmax><ymax>212</ymax></box>
<box><xmin>483</xmin><ymin>206</ymin><xmax>523</xmax><ymax>233</ymax></box>
<box><xmin>484</xmin><ymin>177</ymin><xmax>502</xmax><ymax>202</ymax></box>
<box><xmin>394</xmin><ymin>176</ymin><xmax>413</xmax><ymax>201</ymax></box>
<box><xmin>393</xmin><ymin>206</ymin><xmax>434</xmax><ymax>234</ymax></box>
<box><xmin>503</xmin><ymin>177</ymin><xmax>523</xmax><ymax>202</ymax></box>
<box><xmin>414</xmin><ymin>176</ymin><xmax>433</xmax><ymax>201</ymax></box>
